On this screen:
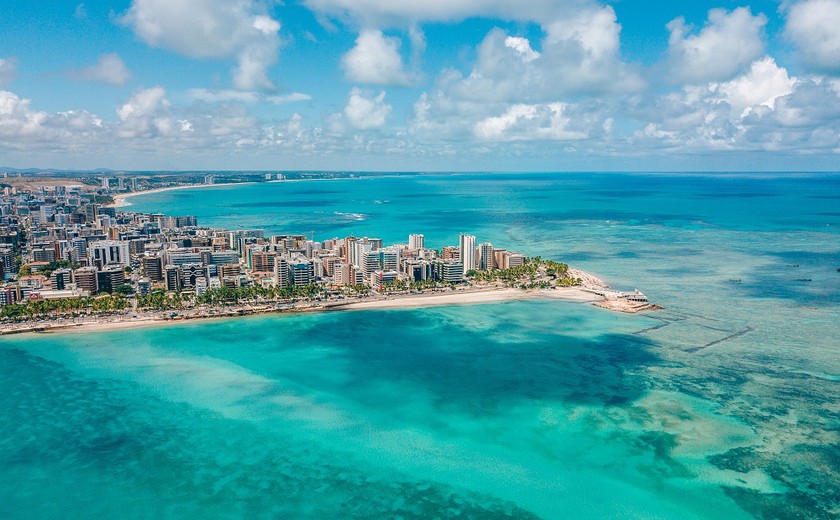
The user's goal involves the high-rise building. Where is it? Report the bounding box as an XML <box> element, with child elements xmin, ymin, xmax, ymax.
<box><xmin>478</xmin><ymin>242</ymin><xmax>494</xmax><ymax>271</ymax></box>
<box><xmin>96</xmin><ymin>267</ymin><xmax>125</xmax><ymax>294</ymax></box>
<box><xmin>408</xmin><ymin>234</ymin><xmax>424</xmax><ymax>250</ymax></box>
<box><xmin>180</xmin><ymin>264</ymin><xmax>209</xmax><ymax>290</ymax></box>
<box><xmin>371</xmin><ymin>270</ymin><xmax>398</xmax><ymax>290</ymax></box>
<box><xmin>71</xmin><ymin>237</ymin><xmax>87</xmax><ymax>260</ymax></box>
<box><xmin>459</xmin><ymin>234</ymin><xmax>476</xmax><ymax>274</ymax></box>
<box><xmin>333</xmin><ymin>263</ymin><xmax>362</xmax><ymax>286</ymax></box>
<box><xmin>441</xmin><ymin>246</ymin><xmax>459</xmax><ymax>260</ymax></box>
<box><xmin>50</xmin><ymin>269</ymin><xmax>73</xmax><ymax>290</ymax></box>
<box><xmin>32</xmin><ymin>247</ymin><xmax>56</xmax><ymax>263</ymax></box>
<box><xmin>74</xmin><ymin>267</ymin><xmax>98</xmax><ymax>294</ymax></box>
<box><xmin>434</xmin><ymin>260</ymin><xmax>464</xmax><ymax>283</ymax></box>
<box><xmin>379</xmin><ymin>248</ymin><xmax>400</xmax><ymax>273</ymax></box>
<box><xmin>351</xmin><ymin>240</ymin><xmax>373</xmax><ymax>268</ymax></box>
<box><xmin>289</xmin><ymin>258</ymin><xmax>314</xmax><ymax>286</ymax></box>
<box><xmin>89</xmin><ymin>240</ymin><xmax>130</xmax><ymax>267</ymax></box>
<box><xmin>251</xmin><ymin>251</ymin><xmax>276</xmax><ymax>273</ymax></box>
<box><xmin>361</xmin><ymin>250</ymin><xmax>381</xmax><ymax>279</ymax></box>
<box><xmin>165</xmin><ymin>265</ymin><xmax>181</xmax><ymax>291</ymax></box>
<box><xmin>142</xmin><ymin>255</ymin><xmax>164</xmax><ymax>282</ymax></box>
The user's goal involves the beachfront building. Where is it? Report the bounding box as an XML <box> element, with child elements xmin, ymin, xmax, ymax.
<box><xmin>478</xmin><ymin>242</ymin><xmax>494</xmax><ymax>271</ymax></box>
<box><xmin>96</xmin><ymin>266</ymin><xmax>125</xmax><ymax>294</ymax></box>
<box><xmin>74</xmin><ymin>267</ymin><xmax>98</xmax><ymax>294</ymax></box>
<box><xmin>494</xmin><ymin>250</ymin><xmax>527</xmax><ymax>270</ymax></box>
<box><xmin>435</xmin><ymin>259</ymin><xmax>464</xmax><ymax>283</ymax></box>
<box><xmin>274</xmin><ymin>254</ymin><xmax>314</xmax><ymax>287</ymax></box>
<box><xmin>459</xmin><ymin>234</ymin><xmax>476</xmax><ymax>274</ymax></box>
<box><xmin>404</xmin><ymin>260</ymin><xmax>434</xmax><ymax>282</ymax></box>
<box><xmin>371</xmin><ymin>270</ymin><xmax>398</xmax><ymax>290</ymax></box>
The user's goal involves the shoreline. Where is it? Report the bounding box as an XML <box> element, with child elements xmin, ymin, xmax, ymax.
<box><xmin>109</xmin><ymin>176</ymin><xmax>363</xmax><ymax>208</ymax></box>
<box><xmin>0</xmin><ymin>286</ymin><xmax>609</xmax><ymax>337</ymax></box>
<box><xmin>110</xmin><ymin>182</ymin><xmax>253</xmax><ymax>208</ymax></box>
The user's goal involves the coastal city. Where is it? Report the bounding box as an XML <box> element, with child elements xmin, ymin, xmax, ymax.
<box><xmin>0</xmin><ymin>174</ymin><xmax>654</xmax><ymax>332</ymax></box>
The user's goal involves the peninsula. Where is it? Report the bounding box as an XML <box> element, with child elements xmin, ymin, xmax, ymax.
<box><xmin>0</xmin><ymin>177</ymin><xmax>659</xmax><ymax>335</ymax></box>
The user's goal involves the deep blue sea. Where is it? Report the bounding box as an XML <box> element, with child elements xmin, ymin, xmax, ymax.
<box><xmin>2</xmin><ymin>172</ymin><xmax>838</xmax><ymax>519</ymax></box>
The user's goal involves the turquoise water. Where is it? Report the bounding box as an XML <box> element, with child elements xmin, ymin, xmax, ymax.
<box><xmin>2</xmin><ymin>173</ymin><xmax>839</xmax><ymax>518</ymax></box>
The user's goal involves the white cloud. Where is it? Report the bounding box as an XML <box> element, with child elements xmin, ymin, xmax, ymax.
<box><xmin>408</xmin><ymin>3</ymin><xmax>642</xmax><ymax>143</ymax></box>
<box><xmin>189</xmin><ymin>89</ymin><xmax>311</xmax><ymax>104</ymax></box>
<box><xmin>343</xmin><ymin>87</ymin><xmax>392</xmax><ymax>129</ymax></box>
<box><xmin>116</xmin><ymin>86</ymin><xmax>179</xmax><ymax>138</ymax></box>
<box><xmin>718</xmin><ymin>57</ymin><xmax>796</xmax><ymax>117</ymax></box>
<box><xmin>504</xmin><ymin>37</ymin><xmax>539</xmax><ymax>62</ymax></box>
<box><xmin>74</xmin><ymin>3</ymin><xmax>87</xmax><ymax>20</ymax></box>
<box><xmin>474</xmin><ymin>103</ymin><xmax>588</xmax><ymax>141</ymax></box>
<box><xmin>342</xmin><ymin>30</ymin><xmax>413</xmax><ymax>86</ymax></box>
<box><xmin>0</xmin><ymin>91</ymin><xmax>48</xmax><ymax>140</ymax></box>
<box><xmin>120</xmin><ymin>0</ymin><xmax>281</xmax><ymax>90</ymax></box>
<box><xmin>629</xmin><ymin>57</ymin><xmax>840</xmax><ymax>154</ymax></box>
<box><xmin>0</xmin><ymin>58</ymin><xmax>16</xmax><ymax>87</ymax></box>
<box><xmin>784</xmin><ymin>0</ymin><xmax>840</xmax><ymax>74</ymax></box>
<box><xmin>117</xmin><ymin>87</ymin><xmax>169</xmax><ymax>121</ymax></box>
<box><xmin>0</xmin><ymin>90</ymin><xmax>106</xmax><ymax>149</ymax></box>
<box><xmin>666</xmin><ymin>7</ymin><xmax>766</xmax><ymax>84</ymax></box>
<box><xmin>69</xmin><ymin>53</ymin><xmax>132</xmax><ymax>86</ymax></box>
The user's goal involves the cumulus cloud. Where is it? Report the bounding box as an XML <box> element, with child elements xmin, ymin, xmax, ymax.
<box><xmin>630</xmin><ymin>57</ymin><xmax>840</xmax><ymax>154</ymax></box>
<box><xmin>474</xmin><ymin>103</ymin><xmax>588</xmax><ymax>141</ymax></box>
<box><xmin>441</xmin><ymin>7</ymin><xmax>641</xmax><ymax>105</ymax></box>
<box><xmin>0</xmin><ymin>90</ymin><xmax>106</xmax><ymax>149</ymax></box>
<box><xmin>784</xmin><ymin>0</ymin><xmax>840</xmax><ymax>74</ymax></box>
<box><xmin>69</xmin><ymin>53</ymin><xmax>132</xmax><ymax>86</ymax></box>
<box><xmin>718</xmin><ymin>57</ymin><xmax>796</xmax><ymax>118</ymax></box>
<box><xmin>119</xmin><ymin>0</ymin><xmax>282</xmax><ymax>90</ymax></box>
<box><xmin>407</xmin><ymin>5</ymin><xmax>640</xmax><ymax>143</ymax></box>
<box><xmin>0</xmin><ymin>86</ymin><xmax>331</xmax><ymax>165</ymax></box>
<box><xmin>0</xmin><ymin>58</ymin><xmax>16</xmax><ymax>87</ymax></box>
<box><xmin>666</xmin><ymin>7</ymin><xmax>766</xmax><ymax>84</ymax></box>
<box><xmin>343</xmin><ymin>88</ymin><xmax>392</xmax><ymax>129</ymax></box>
<box><xmin>341</xmin><ymin>30</ymin><xmax>413</xmax><ymax>86</ymax></box>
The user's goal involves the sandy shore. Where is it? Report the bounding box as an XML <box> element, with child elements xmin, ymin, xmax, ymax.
<box><xmin>1</xmin><ymin>286</ymin><xmax>603</xmax><ymax>336</ymax></box>
<box><xmin>109</xmin><ymin>177</ymin><xmax>355</xmax><ymax>208</ymax></box>
<box><xmin>110</xmin><ymin>182</ymin><xmax>255</xmax><ymax>208</ymax></box>
<box><xmin>328</xmin><ymin>286</ymin><xmax>599</xmax><ymax>311</ymax></box>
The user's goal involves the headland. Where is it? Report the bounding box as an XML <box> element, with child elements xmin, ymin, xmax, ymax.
<box><xmin>1</xmin><ymin>180</ymin><xmax>660</xmax><ymax>336</ymax></box>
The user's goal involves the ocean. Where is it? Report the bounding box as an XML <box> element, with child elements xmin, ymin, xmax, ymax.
<box><xmin>2</xmin><ymin>172</ymin><xmax>838</xmax><ymax>519</ymax></box>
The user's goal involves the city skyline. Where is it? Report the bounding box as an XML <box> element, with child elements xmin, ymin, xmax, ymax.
<box><xmin>1</xmin><ymin>1</ymin><xmax>839</xmax><ymax>172</ymax></box>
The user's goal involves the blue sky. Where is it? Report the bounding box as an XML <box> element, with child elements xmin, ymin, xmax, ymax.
<box><xmin>1</xmin><ymin>0</ymin><xmax>839</xmax><ymax>171</ymax></box>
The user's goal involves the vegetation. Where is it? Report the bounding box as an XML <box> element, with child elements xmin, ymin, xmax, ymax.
<box><xmin>0</xmin><ymin>295</ymin><xmax>129</xmax><ymax>320</ymax></box>
<box><xmin>90</xmin><ymin>194</ymin><xmax>114</xmax><ymax>205</ymax></box>
<box><xmin>136</xmin><ymin>283</ymin><xmax>325</xmax><ymax>310</ymax></box>
<box><xmin>114</xmin><ymin>284</ymin><xmax>133</xmax><ymax>295</ymax></box>
<box><xmin>466</xmin><ymin>258</ymin><xmax>575</xmax><ymax>287</ymax></box>
<box><xmin>36</xmin><ymin>260</ymin><xmax>79</xmax><ymax>277</ymax></box>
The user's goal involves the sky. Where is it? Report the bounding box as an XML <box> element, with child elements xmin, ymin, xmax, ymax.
<box><xmin>1</xmin><ymin>0</ymin><xmax>839</xmax><ymax>172</ymax></box>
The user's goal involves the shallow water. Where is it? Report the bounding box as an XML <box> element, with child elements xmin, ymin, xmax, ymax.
<box><xmin>2</xmin><ymin>173</ymin><xmax>838</xmax><ymax>518</ymax></box>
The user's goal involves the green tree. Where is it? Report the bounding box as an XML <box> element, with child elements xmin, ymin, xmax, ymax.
<box><xmin>114</xmin><ymin>284</ymin><xmax>133</xmax><ymax>295</ymax></box>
